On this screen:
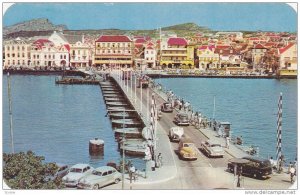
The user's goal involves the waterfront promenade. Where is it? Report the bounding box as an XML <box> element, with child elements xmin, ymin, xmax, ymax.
<box><xmin>99</xmin><ymin>70</ymin><xmax>295</xmax><ymax>190</ymax></box>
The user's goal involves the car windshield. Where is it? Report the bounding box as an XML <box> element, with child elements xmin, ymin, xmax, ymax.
<box><xmin>183</xmin><ymin>143</ymin><xmax>193</xmax><ymax>147</ymax></box>
<box><xmin>211</xmin><ymin>144</ymin><xmax>221</xmax><ymax>147</ymax></box>
<box><xmin>70</xmin><ymin>168</ymin><xmax>83</xmax><ymax>173</ymax></box>
<box><xmin>92</xmin><ymin>170</ymin><xmax>102</xmax><ymax>176</ymax></box>
<box><xmin>179</xmin><ymin>115</ymin><xmax>188</xmax><ymax>120</ymax></box>
<box><xmin>260</xmin><ymin>160</ymin><xmax>272</xmax><ymax>168</ymax></box>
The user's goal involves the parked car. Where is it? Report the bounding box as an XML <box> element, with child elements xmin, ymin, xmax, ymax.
<box><xmin>62</xmin><ymin>164</ymin><xmax>94</xmax><ymax>187</ymax></box>
<box><xmin>178</xmin><ymin>138</ymin><xmax>197</xmax><ymax>160</ymax></box>
<box><xmin>169</xmin><ymin>126</ymin><xmax>184</xmax><ymax>142</ymax></box>
<box><xmin>174</xmin><ymin>113</ymin><xmax>189</xmax><ymax>126</ymax></box>
<box><xmin>161</xmin><ymin>102</ymin><xmax>173</xmax><ymax>113</ymax></box>
<box><xmin>77</xmin><ymin>166</ymin><xmax>122</xmax><ymax>189</ymax></box>
<box><xmin>227</xmin><ymin>156</ymin><xmax>272</xmax><ymax>179</ymax></box>
<box><xmin>45</xmin><ymin>163</ymin><xmax>70</xmax><ymax>181</ymax></box>
<box><xmin>201</xmin><ymin>140</ymin><xmax>224</xmax><ymax>157</ymax></box>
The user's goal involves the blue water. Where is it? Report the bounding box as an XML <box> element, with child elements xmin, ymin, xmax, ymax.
<box><xmin>2</xmin><ymin>75</ymin><xmax>145</xmax><ymax>170</ymax></box>
<box><xmin>156</xmin><ymin>77</ymin><xmax>297</xmax><ymax>162</ymax></box>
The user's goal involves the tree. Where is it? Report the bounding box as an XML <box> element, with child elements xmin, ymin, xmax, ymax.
<box><xmin>3</xmin><ymin>151</ymin><xmax>64</xmax><ymax>189</ymax></box>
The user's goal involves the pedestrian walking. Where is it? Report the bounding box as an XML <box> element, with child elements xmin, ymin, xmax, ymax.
<box><xmin>157</xmin><ymin>153</ymin><xmax>163</xmax><ymax>167</ymax></box>
<box><xmin>226</xmin><ymin>136</ymin><xmax>230</xmax><ymax>149</ymax></box>
<box><xmin>151</xmin><ymin>159</ymin><xmax>156</xmax><ymax>171</ymax></box>
<box><xmin>129</xmin><ymin>164</ymin><xmax>136</xmax><ymax>182</ymax></box>
<box><xmin>290</xmin><ymin>166</ymin><xmax>296</xmax><ymax>183</ymax></box>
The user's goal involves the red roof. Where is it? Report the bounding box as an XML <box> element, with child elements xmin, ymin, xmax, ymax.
<box><xmin>135</xmin><ymin>38</ymin><xmax>146</xmax><ymax>44</ymax></box>
<box><xmin>96</xmin><ymin>35</ymin><xmax>132</xmax><ymax>42</ymax></box>
<box><xmin>253</xmin><ymin>44</ymin><xmax>266</xmax><ymax>49</ymax></box>
<box><xmin>279</xmin><ymin>43</ymin><xmax>295</xmax><ymax>54</ymax></box>
<box><xmin>216</xmin><ymin>45</ymin><xmax>230</xmax><ymax>49</ymax></box>
<box><xmin>33</xmin><ymin>39</ymin><xmax>53</xmax><ymax>49</ymax></box>
<box><xmin>146</xmin><ymin>46</ymin><xmax>154</xmax><ymax>50</ymax></box>
<box><xmin>198</xmin><ymin>45</ymin><xmax>208</xmax><ymax>50</ymax></box>
<box><xmin>167</xmin><ymin>37</ymin><xmax>187</xmax><ymax>46</ymax></box>
<box><xmin>64</xmin><ymin>44</ymin><xmax>70</xmax><ymax>51</ymax></box>
<box><xmin>249</xmin><ymin>37</ymin><xmax>259</xmax><ymax>40</ymax></box>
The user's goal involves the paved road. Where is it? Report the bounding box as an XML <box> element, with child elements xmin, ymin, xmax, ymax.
<box><xmin>102</xmin><ymin>74</ymin><xmax>295</xmax><ymax>190</ymax></box>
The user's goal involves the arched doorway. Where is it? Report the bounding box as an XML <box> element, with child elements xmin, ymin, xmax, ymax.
<box><xmin>168</xmin><ymin>63</ymin><xmax>172</xmax><ymax>69</ymax></box>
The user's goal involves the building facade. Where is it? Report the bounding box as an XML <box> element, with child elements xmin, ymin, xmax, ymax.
<box><xmin>94</xmin><ymin>35</ymin><xmax>133</xmax><ymax>68</ymax></box>
<box><xmin>197</xmin><ymin>45</ymin><xmax>219</xmax><ymax>70</ymax></box>
<box><xmin>4</xmin><ymin>38</ymin><xmax>32</xmax><ymax>67</ymax></box>
<box><xmin>160</xmin><ymin>37</ymin><xmax>194</xmax><ymax>69</ymax></box>
<box><xmin>277</xmin><ymin>43</ymin><xmax>297</xmax><ymax>76</ymax></box>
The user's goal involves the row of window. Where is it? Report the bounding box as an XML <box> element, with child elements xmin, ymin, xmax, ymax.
<box><xmin>146</xmin><ymin>57</ymin><xmax>154</xmax><ymax>61</ymax></box>
<box><xmin>6</xmin><ymin>45</ymin><xmax>27</xmax><ymax>51</ymax></box>
<box><xmin>71</xmin><ymin>49</ymin><xmax>87</xmax><ymax>56</ymax></box>
<box><xmin>161</xmin><ymin>57</ymin><xmax>187</xmax><ymax>61</ymax></box>
<box><xmin>96</xmin><ymin>49</ymin><xmax>131</xmax><ymax>55</ymax></box>
<box><xmin>6</xmin><ymin>53</ymin><xmax>29</xmax><ymax>58</ymax></box>
<box><xmin>6</xmin><ymin>60</ymin><xmax>28</xmax><ymax>65</ymax></box>
<box><xmin>96</xmin><ymin>43</ymin><xmax>131</xmax><ymax>48</ymax></box>
<box><xmin>95</xmin><ymin>58</ymin><xmax>132</xmax><ymax>61</ymax></box>
<box><xmin>32</xmin><ymin>54</ymin><xmax>67</xmax><ymax>60</ymax></box>
<box><xmin>162</xmin><ymin>51</ymin><xmax>185</xmax><ymax>54</ymax></box>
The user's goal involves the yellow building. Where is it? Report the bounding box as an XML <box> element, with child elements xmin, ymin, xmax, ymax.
<box><xmin>160</xmin><ymin>37</ymin><xmax>194</xmax><ymax>69</ymax></box>
<box><xmin>197</xmin><ymin>45</ymin><xmax>219</xmax><ymax>70</ymax></box>
<box><xmin>94</xmin><ymin>35</ymin><xmax>133</xmax><ymax>68</ymax></box>
<box><xmin>277</xmin><ymin>43</ymin><xmax>297</xmax><ymax>77</ymax></box>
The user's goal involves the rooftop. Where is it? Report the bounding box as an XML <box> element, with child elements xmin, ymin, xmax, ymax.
<box><xmin>96</xmin><ymin>35</ymin><xmax>132</xmax><ymax>42</ymax></box>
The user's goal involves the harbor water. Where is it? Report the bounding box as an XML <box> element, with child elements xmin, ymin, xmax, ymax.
<box><xmin>2</xmin><ymin>75</ymin><xmax>145</xmax><ymax>170</ymax></box>
<box><xmin>156</xmin><ymin>77</ymin><xmax>297</xmax><ymax>162</ymax></box>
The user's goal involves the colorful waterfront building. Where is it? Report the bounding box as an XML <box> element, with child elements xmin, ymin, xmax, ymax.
<box><xmin>30</xmin><ymin>39</ymin><xmax>70</xmax><ymax>67</ymax></box>
<box><xmin>65</xmin><ymin>34</ymin><xmax>93</xmax><ymax>68</ymax></box>
<box><xmin>3</xmin><ymin>37</ymin><xmax>32</xmax><ymax>67</ymax></box>
<box><xmin>160</xmin><ymin>37</ymin><xmax>194</xmax><ymax>69</ymax></box>
<box><xmin>144</xmin><ymin>42</ymin><xmax>157</xmax><ymax>68</ymax></box>
<box><xmin>277</xmin><ymin>43</ymin><xmax>297</xmax><ymax>76</ymax></box>
<box><xmin>251</xmin><ymin>44</ymin><xmax>267</xmax><ymax>70</ymax></box>
<box><xmin>94</xmin><ymin>35</ymin><xmax>133</xmax><ymax>68</ymax></box>
<box><xmin>197</xmin><ymin>45</ymin><xmax>219</xmax><ymax>70</ymax></box>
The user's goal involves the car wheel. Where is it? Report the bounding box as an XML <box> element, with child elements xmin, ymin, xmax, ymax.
<box><xmin>93</xmin><ymin>184</ymin><xmax>99</xmax><ymax>189</ymax></box>
<box><xmin>115</xmin><ymin>178</ymin><xmax>120</xmax><ymax>184</ymax></box>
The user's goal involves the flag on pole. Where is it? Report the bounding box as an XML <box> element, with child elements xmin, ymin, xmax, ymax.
<box><xmin>276</xmin><ymin>92</ymin><xmax>283</xmax><ymax>168</ymax></box>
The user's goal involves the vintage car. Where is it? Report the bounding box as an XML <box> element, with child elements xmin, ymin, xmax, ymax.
<box><xmin>161</xmin><ymin>102</ymin><xmax>173</xmax><ymax>113</ymax></box>
<box><xmin>227</xmin><ymin>156</ymin><xmax>272</xmax><ymax>179</ymax></box>
<box><xmin>62</xmin><ymin>164</ymin><xmax>94</xmax><ymax>187</ymax></box>
<box><xmin>201</xmin><ymin>140</ymin><xmax>224</xmax><ymax>157</ymax></box>
<box><xmin>178</xmin><ymin>138</ymin><xmax>197</xmax><ymax>160</ymax></box>
<box><xmin>45</xmin><ymin>163</ymin><xmax>70</xmax><ymax>181</ymax></box>
<box><xmin>174</xmin><ymin>113</ymin><xmax>189</xmax><ymax>126</ymax></box>
<box><xmin>77</xmin><ymin>166</ymin><xmax>122</xmax><ymax>189</ymax></box>
<box><xmin>169</xmin><ymin>126</ymin><xmax>184</xmax><ymax>142</ymax></box>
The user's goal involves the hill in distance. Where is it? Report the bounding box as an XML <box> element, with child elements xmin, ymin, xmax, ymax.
<box><xmin>4</xmin><ymin>18</ymin><xmax>211</xmax><ymax>39</ymax></box>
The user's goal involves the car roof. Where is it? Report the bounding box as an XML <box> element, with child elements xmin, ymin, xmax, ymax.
<box><xmin>94</xmin><ymin>166</ymin><xmax>116</xmax><ymax>172</ymax></box>
<box><xmin>242</xmin><ymin>156</ymin><xmax>268</xmax><ymax>162</ymax></box>
<box><xmin>177</xmin><ymin>113</ymin><xmax>188</xmax><ymax>116</ymax></box>
<box><xmin>220</xmin><ymin>122</ymin><xmax>231</xmax><ymax>125</ymax></box>
<box><xmin>70</xmin><ymin>163</ymin><xmax>91</xmax><ymax>169</ymax></box>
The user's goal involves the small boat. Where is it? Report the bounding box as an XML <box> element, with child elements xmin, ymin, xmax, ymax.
<box><xmin>105</xmin><ymin>97</ymin><xmax>126</xmax><ymax>102</ymax></box>
<box><xmin>102</xmin><ymin>91</ymin><xmax>120</xmax><ymax>95</ymax></box>
<box><xmin>119</xmin><ymin>140</ymin><xmax>152</xmax><ymax>156</ymax></box>
<box><xmin>106</xmin><ymin>102</ymin><xmax>128</xmax><ymax>107</ymax></box>
<box><xmin>114</xmin><ymin>128</ymin><xmax>142</xmax><ymax>138</ymax></box>
<box><xmin>111</xmin><ymin>119</ymin><xmax>142</xmax><ymax>128</ymax></box>
<box><xmin>103</xmin><ymin>94</ymin><xmax>120</xmax><ymax>98</ymax></box>
<box><xmin>107</xmin><ymin>106</ymin><xmax>131</xmax><ymax>111</ymax></box>
<box><xmin>108</xmin><ymin>112</ymin><xmax>136</xmax><ymax>119</ymax></box>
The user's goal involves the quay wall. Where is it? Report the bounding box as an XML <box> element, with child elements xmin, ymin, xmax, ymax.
<box><xmin>3</xmin><ymin>69</ymin><xmax>87</xmax><ymax>77</ymax></box>
<box><xmin>147</xmin><ymin>74</ymin><xmax>297</xmax><ymax>79</ymax></box>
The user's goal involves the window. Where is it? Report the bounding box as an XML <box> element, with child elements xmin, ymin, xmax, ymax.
<box><xmin>7</xmin><ymin>46</ymin><xmax>10</xmax><ymax>51</ymax></box>
<box><xmin>108</xmin><ymin>170</ymin><xmax>113</xmax><ymax>175</ymax></box>
<box><xmin>64</xmin><ymin>55</ymin><xmax>66</xmax><ymax>59</ymax></box>
<box><xmin>60</xmin><ymin>55</ymin><xmax>63</xmax><ymax>59</ymax></box>
<box><xmin>33</xmin><ymin>55</ymin><xmax>36</xmax><ymax>59</ymax></box>
<box><xmin>17</xmin><ymin>60</ymin><xmax>20</xmax><ymax>65</ymax></box>
<box><xmin>102</xmin><ymin>172</ymin><xmax>108</xmax><ymax>176</ymax></box>
<box><xmin>7</xmin><ymin>60</ymin><xmax>10</xmax><ymax>65</ymax></box>
<box><xmin>72</xmin><ymin>50</ymin><xmax>75</xmax><ymax>55</ymax></box>
<box><xmin>22</xmin><ymin>53</ymin><xmax>25</xmax><ymax>58</ymax></box>
<box><xmin>53</xmin><ymin>55</ymin><xmax>55</xmax><ymax>59</ymax></box>
<box><xmin>7</xmin><ymin>53</ymin><xmax>10</xmax><ymax>58</ymax></box>
<box><xmin>17</xmin><ymin>46</ymin><xmax>20</xmax><ymax>51</ymax></box>
<box><xmin>17</xmin><ymin>53</ymin><xmax>20</xmax><ymax>57</ymax></box>
<box><xmin>45</xmin><ymin>55</ymin><xmax>47</xmax><ymax>59</ymax></box>
<box><xmin>49</xmin><ymin>55</ymin><xmax>51</xmax><ymax>59</ymax></box>
<box><xmin>78</xmin><ymin>50</ymin><xmax>80</xmax><ymax>55</ymax></box>
<box><xmin>22</xmin><ymin>46</ymin><xmax>25</xmax><ymax>51</ymax></box>
<box><xmin>12</xmin><ymin>46</ymin><xmax>14</xmax><ymax>50</ymax></box>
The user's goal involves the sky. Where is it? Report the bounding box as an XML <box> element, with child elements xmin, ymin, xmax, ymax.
<box><xmin>2</xmin><ymin>2</ymin><xmax>298</xmax><ymax>32</ymax></box>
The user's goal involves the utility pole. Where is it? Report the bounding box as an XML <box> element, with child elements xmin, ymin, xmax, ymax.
<box><xmin>122</xmin><ymin>108</ymin><xmax>125</xmax><ymax>190</ymax></box>
<box><xmin>7</xmin><ymin>72</ymin><xmax>14</xmax><ymax>154</ymax></box>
